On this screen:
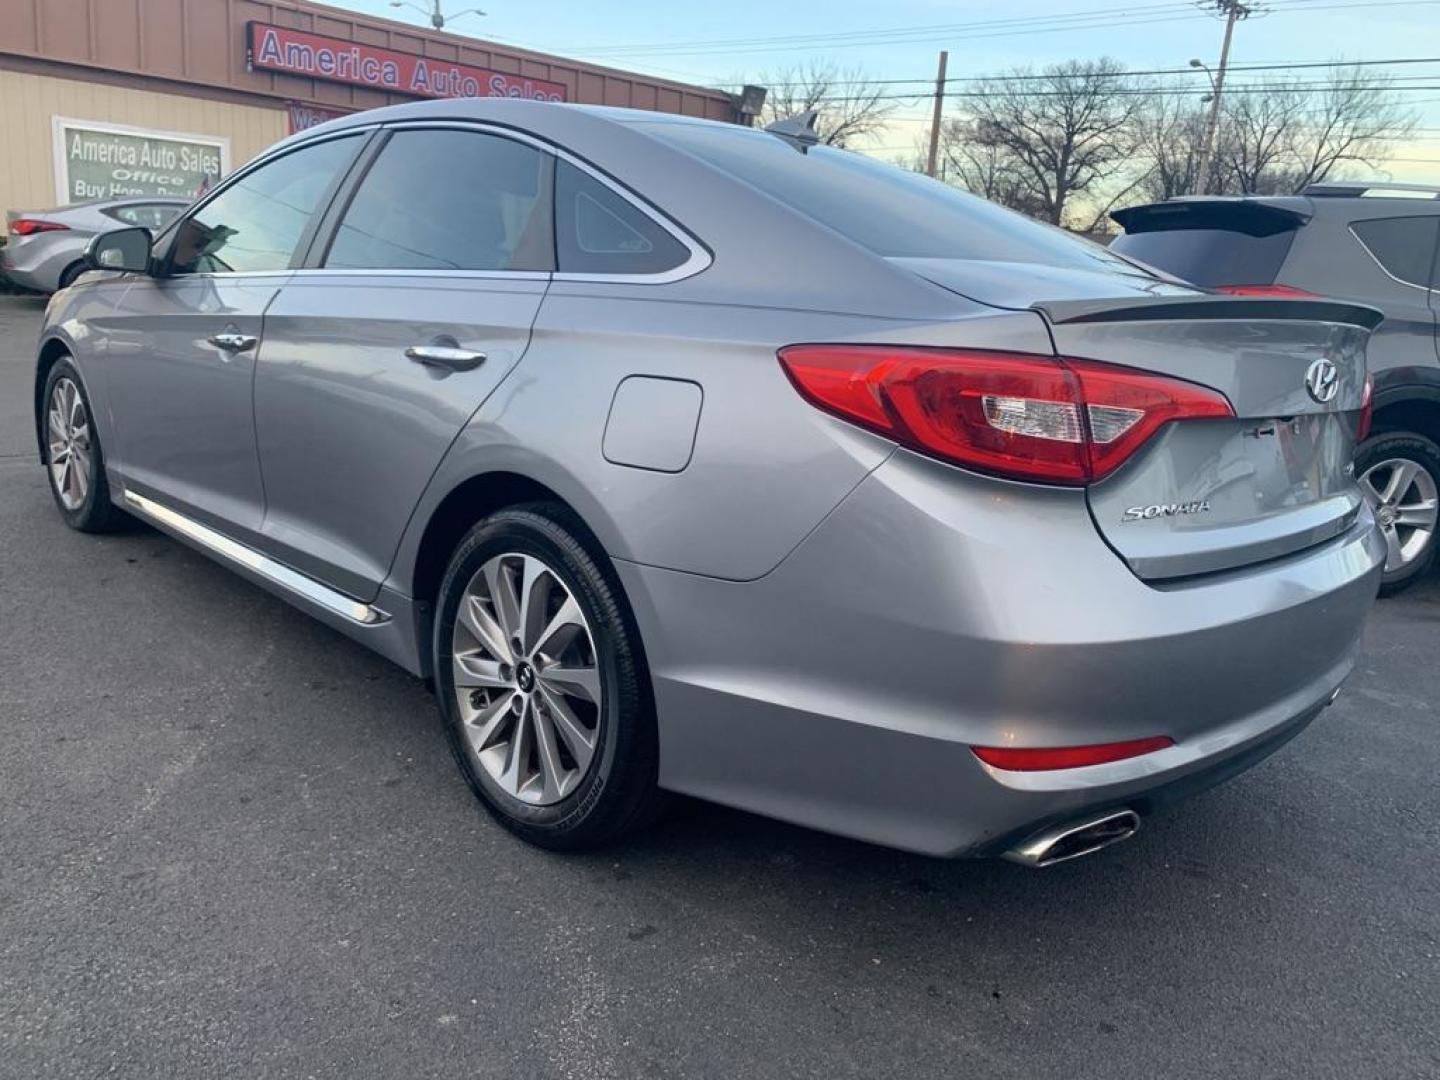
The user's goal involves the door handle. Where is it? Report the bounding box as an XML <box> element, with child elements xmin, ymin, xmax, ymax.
<box><xmin>405</xmin><ymin>345</ymin><xmax>487</xmax><ymax>372</ymax></box>
<box><xmin>208</xmin><ymin>331</ymin><xmax>258</xmax><ymax>353</ymax></box>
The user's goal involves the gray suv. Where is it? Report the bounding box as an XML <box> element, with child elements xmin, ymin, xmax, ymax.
<box><xmin>1113</xmin><ymin>184</ymin><xmax>1440</xmax><ymax>593</ymax></box>
<box><xmin>34</xmin><ymin>99</ymin><xmax>1384</xmax><ymax>865</ymax></box>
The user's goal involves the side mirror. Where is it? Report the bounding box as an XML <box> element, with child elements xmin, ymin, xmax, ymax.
<box><xmin>84</xmin><ymin>227</ymin><xmax>152</xmax><ymax>274</ymax></box>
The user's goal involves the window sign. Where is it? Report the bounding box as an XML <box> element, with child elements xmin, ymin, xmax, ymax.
<box><xmin>51</xmin><ymin>117</ymin><xmax>230</xmax><ymax>204</ymax></box>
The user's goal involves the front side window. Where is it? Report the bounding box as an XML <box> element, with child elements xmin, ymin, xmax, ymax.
<box><xmin>325</xmin><ymin>129</ymin><xmax>552</xmax><ymax>272</ymax></box>
<box><xmin>1350</xmin><ymin>216</ymin><xmax>1440</xmax><ymax>289</ymax></box>
<box><xmin>555</xmin><ymin>161</ymin><xmax>690</xmax><ymax>275</ymax></box>
<box><xmin>169</xmin><ymin>136</ymin><xmax>361</xmax><ymax>275</ymax></box>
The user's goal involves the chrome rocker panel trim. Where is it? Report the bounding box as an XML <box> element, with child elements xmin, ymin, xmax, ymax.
<box><xmin>121</xmin><ymin>488</ymin><xmax>389</xmax><ymax>626</ymax></box>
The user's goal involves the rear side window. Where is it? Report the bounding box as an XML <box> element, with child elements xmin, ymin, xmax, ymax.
<box><xmin>1350</xmin><ymin>216</ymin><xmax>1440</xmax><ymax>288</ymax></box>
<box><xmin>326</xmin><ymin>129</ymin><xmax>553</xmax><ymax>272</ymax></box>
<box><xmin>640</xmin><ymin>121</ymin><xmax>1140</xmax><ymax>276</ymax></box>
<box><xmin>555</xmin><ymin>161</ymin><xmax>689</xmax><ymax>275</ymax></box>
<box><xmin>1110</xmin><ymin>227</ymin><xmax>1297</xmax><ymax>287</ymax></box>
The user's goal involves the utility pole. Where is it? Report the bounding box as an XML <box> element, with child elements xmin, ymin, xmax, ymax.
<box><xmin>926</xmin><ymin>50</ymin><xmax>949</xmax><ymax>178</ymax></box>
<box><xmin>1193</xmin><ymin>1</ymin><xmax>1254</xmax><ymax>195</ymax></box>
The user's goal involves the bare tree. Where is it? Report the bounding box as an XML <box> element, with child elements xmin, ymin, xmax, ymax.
<box><xmin>1216</xmin><ymin>68</ymin><xmax>1416</xmax><ymax>194</ymax></box>
<box><xmin>1287</xmin><ymin>67</ymin><xmax>1417</xmax><ymax>188</ymax></box>
<box><xmin>752</xmin><ymin>62</ymin><xmax>896</xmax><ymax>148</ymax></box>
<box><xmin>1132</xmin><ymin>85</ymin><xmax>1224</xmax><ymax>201</ymax></box>
<box><xmin>943</xmin><ymin>58</ymin><xmax>1145</xmax><ymax>225</ymax></box>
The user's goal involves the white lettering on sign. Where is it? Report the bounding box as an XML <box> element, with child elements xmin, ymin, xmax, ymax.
<box><xmin>53</xmin><ymin>117</ymin><xmax>229</xmax><ymax>204</ymax></box>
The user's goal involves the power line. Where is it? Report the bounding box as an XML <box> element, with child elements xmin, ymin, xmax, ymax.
<box><xmin>550</xmin><ymin>0</ymin><xmax>1439</xmax><ymax>59</ymax></box>
<box><xmin>783</xmin><ymin>56</ymin><xmax>1440</xmax><ymax>90</ymax></box>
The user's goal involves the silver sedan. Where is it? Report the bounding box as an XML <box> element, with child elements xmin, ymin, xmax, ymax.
<box><xmin>3</xmin><ymin>196</ymin><xmax>187</xmax><ymax>292</ymax></box>
<box><xmin>32</xmin><ymin>99</ymin><xmax>1386</xmax><ymax>865</ymax></box>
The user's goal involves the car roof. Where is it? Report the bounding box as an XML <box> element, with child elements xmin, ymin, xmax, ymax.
<box><xmin>272</xmin><ymin>98</ymin><xmax>733</xmax><ymax>154</ymax></box>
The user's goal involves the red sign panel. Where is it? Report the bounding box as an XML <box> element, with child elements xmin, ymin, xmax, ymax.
<box><xmin>287</xmin><ymin>102</ymin><xmax>352</xmax><ymax>134</ymax></box>
<box><xmin>247</xmin><ymin>22</ymin><xmax>567</xmax><ymax>103</ymax></box>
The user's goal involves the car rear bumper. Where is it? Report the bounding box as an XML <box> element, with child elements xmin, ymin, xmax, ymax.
<box><xmin>616</xmin><ymin>449</ymin><xmax>1385</xmax><ymax>858</ymax></box>
<box><xmin>0</xmin><ymin>235</ymin><xmax>71</xmax><ymax>292</ymax></box>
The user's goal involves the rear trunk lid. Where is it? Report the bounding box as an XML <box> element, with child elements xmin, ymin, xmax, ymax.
<box><xmin>1040</xmin><ymin>295</ymin><xmax>1381</xmax><ymax>580</ymax></box>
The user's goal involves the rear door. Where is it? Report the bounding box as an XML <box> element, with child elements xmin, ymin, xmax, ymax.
<box><xmin>1039</xmin><ymin>296</ymin><xmax>1380</xmax><ymax>580</ymax></box>
<box><xmin>252</xmin><ymin>125</ymin><xmax>554</xmax><ymax>601</ymax></box>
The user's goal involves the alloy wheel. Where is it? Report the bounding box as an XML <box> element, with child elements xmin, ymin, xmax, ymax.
<box><xmin>1359</xmin><ymin>456</ymin><xmax>1439</xmax><ymax>572</ymax></box>
<box><xmin>451</xmin><ymin>552</ymin><xmax>603</xmax><ymax>805</ymax></box>
<box><xmin>47</xmin><ymin>377</ymin><xmax>92</xmax><ymax>511</ymax></box>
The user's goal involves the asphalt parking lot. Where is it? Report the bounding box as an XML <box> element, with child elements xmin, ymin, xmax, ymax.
<box><xmin>0</xmin><ymin>292</ymin><xmax>1436</xmax><ymax>1080</ymax></box>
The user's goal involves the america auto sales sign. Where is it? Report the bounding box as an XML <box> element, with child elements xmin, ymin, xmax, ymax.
<box><xmin>247</xmin><ymin>22</ymin><xmax>567</xmax><ymax>103</ymax></box>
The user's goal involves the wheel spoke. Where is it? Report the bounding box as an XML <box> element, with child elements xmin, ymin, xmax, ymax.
<box><xmin>465</xmin><ymin>690</ymin><xmax>516</xmax><ymax>754</ymax></box>
<box><xmin>538</xmin><ymin>662</ymin><xmax>600</xmax><ymax>704</ymax></box>
<box><xmin>533</xmin><ymin>594</ymin><xmax>584</xmax><ymax>660</ymax></box>
<box><xmin>500</xmin><ymin>704</ymin><xmax>534</xmax><ymax>794</ymax></box>
<box><xmin>538</xmin><ymin>683</ymin><xmax>595</xmax><ymax>774</ymax></box>
<box><xmin>530</xmin><ymin>701</ymin><xmax>569</xmax><ymax>802</ymax></box>
<box><xmin>458</xmin><ymin>593</ymin><xmax>511</xmax><ymax>662</ymax></box>
<box><xmin>48</xmin><ymin>406</ymin><xmax>66</xmax><ymax>446</ymax></box>
<box><xmin>453</xmin><ymin>653</ymin><xmax>509</xmax><ymax>689</ymax></box>
<box><xmin>484</xmin><ymin>557</ymin><xmax>522</xmax><ymax>644</ymax></box>
<box><xmin>1381</xmin><ymin>460</ymin><xmax>1418</xmax><ymax>504</ymax></box>
<box><xmin>1382</xmin><ymin>524</ymin><xmax>1404</xmax><ymax>571</ymax></box>
<box><xmin>67</xmin><ymin>386</ymin><xmax>85</xmax><ymax>433</ymax></box>
<box><xmin>71</xmin><ymin>446</ymin><xmax>90</xmax><ymax>501</ymax></box>
<box><xmin>1395</xmin><ymin>499</ymin><xmax>1438</xmax><ymax>529</ymax></box>
<box><xmin>516</xmin><ymin>556</ymin><xmax>554</xmax><ymax>656</ymax></box>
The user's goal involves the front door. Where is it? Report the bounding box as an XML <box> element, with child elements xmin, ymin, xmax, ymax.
<box><xmin>253</xmin><ymin>126</ymin><xmax>554</xmax><ymax>600</ymax></box>
<box><xmin>104</xmin><ymin>134</ymin><xmax>365</xmax><ymax>533</ymax></box>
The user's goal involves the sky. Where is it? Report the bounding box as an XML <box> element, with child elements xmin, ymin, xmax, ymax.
<box><xmin>325</xmin><ymin>0</ymin><xmax>1440</xmax><ymax>183</ymax></box>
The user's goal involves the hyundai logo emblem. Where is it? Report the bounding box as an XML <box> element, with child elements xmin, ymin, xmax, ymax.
<box><xmin>1304</xmin><ymin>358</ymin><xmax>1340</xmax><ymax>404</ymax></box>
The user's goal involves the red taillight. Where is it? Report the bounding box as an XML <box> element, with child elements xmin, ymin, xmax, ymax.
<box><xmin>778</xmin><ymin>345</ymin><xmax>1233</xmax><ymax>485</ymax></box>
<box><xmin>8</xmin><ymin>219</ymin><xmax>68</xmax><ymax>237</ymax></box>
<box><xmin>971</xmin><ymin>736</ymin><xmax>1174</xmax><ymax>772</ymax></box>
<box><xmin>1212</xmin><ymin>284</ymin><xmax>1318</xmax><ymax>298</ymax></box>
<box><xmin>1358</xmin><ymin>372</ymin><xmax>1374</xmax><ymax>442</ymax></box>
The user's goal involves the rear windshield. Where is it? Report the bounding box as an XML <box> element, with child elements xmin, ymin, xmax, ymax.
<box><xmin>638</xmin><ymin>121</ymin><xmax>1143</xmax><ymax>276</ymax></box>
<box><xmin>1111</xmin><ymin>225</ymin><xmax>1297</xmax><ymax>287</ymax></box>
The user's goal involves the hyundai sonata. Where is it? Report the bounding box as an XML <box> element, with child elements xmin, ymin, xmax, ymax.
<box><xmin>33</xmin><ymin>99</ymin><xmax>1384</xmax><ymax>865</ymax></box>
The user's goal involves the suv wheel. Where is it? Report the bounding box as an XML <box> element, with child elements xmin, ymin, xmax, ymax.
<box><xmin>433</xmin><ymin>504</ymin><xmax>662</xmax><ymax>849</ymax></box>
<box><xmin>1356</xmin><ymin>430</ymin><xmax>1440</xmax><ymax>596</ymax></box>
<box><xmin>42</xmin><ymin>358</ymin><xmax>126</xmax><ymax>533</ymax></box>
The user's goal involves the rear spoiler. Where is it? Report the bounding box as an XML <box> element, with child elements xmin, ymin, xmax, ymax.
<box><xmin>1111</xmin><ymin>198</ymin><xmax>1309</xmax><ymax>237</ymax></box>
<box><xmin>1033</xmin><ymin>294</ymin><xmax>1384</xmax><ymax>331</ymax></box>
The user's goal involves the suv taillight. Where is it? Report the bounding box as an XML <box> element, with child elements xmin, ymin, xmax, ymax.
<box><xmin>778</xmin><ymin>345</ymin><xmax>1234</xmax><ymax>485</ymax></box>
<box><xmin>8</xmin><ymin>219</ymin><xmax>68</xmax><ymax>236</ymax></box>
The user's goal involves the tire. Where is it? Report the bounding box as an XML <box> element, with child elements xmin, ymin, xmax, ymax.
<box><xmin>433</xmin><ymin>503</ymin><xmax>663</xmax><ymax>850</ymax></box>
<box><xmin>1355</xmin><ymin>429</ymin><xmax>1440</xmax><ymax>596</ymax></box>
<box><xmin>56</xmin><ymin>261</ymin><xmax>86</xmax><ymax>290</ymax></box>
<box><xmin>41</xmin><ymin>357</ymin><xmax>126</xmax><ymax>533</ymax></box>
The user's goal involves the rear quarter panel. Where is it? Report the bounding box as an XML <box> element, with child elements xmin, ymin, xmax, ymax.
<box><xmin>384</xmin><ymin>283</ymin><xmax>1058</xmax><ymax>587</ymax></box>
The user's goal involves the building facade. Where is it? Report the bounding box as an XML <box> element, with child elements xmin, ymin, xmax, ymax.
<box><xmin>0</xmin><ymin>0</ymin><xmax>742</xmax><ymax>212</ymax></box>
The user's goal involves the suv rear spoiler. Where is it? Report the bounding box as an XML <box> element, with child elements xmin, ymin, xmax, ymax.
<box><xmin>1111</xmin><ymin>199</ymin><xmax>1309</xmax><ymax>237</ymax></box>
<box><xmin>1033</xmin><ymin>294</ymin><xmax>1383</xmax><ymax>330</ymax></box>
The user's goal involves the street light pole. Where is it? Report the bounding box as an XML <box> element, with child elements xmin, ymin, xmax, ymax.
<box><xmin>1192</xmin><ymin>0</ymin><xmax>1253</xmax><ymax>195</ymax></box>
<box><xmin>388</xmin><ymin>0</ymin><xmax>486</xmax><ymax>30</ymax></box>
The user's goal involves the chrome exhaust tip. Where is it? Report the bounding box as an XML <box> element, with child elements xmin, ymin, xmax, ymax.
<box><xmin>1003</xmin><ymin>809</ymin><xmax>1141</xmax><ymax>868</ymax></box>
